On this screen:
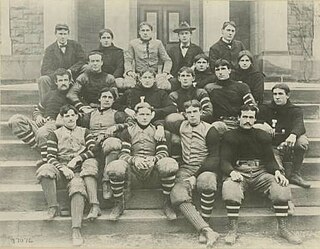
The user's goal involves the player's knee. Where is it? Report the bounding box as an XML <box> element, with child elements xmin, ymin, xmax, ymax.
<box><xmin>80</xmin><ymin>158</ymin><xmax>99</xmax><ymax>177</ymax></box>
<box><xmin>156</xmin><ymin>158</ymin><xmax>179</xmax><ymax>177</ymax></box>
<box><xmin>35</xmin><ymin>163</ymin><xmax>59</xmax><ymax>181</ymax></box>
<box><xmin>211</xmin><ymin>121</ymin><xmax>228</xmax><ymax>135</ymax></box>
<box><xmin>222</xmin><ymin>179</ymin><xmax>243</xmax><ymax>204</ymax></box>
<box><xmin>197</xmin><ymin>172</ymin><xmax>217</xmax><ymax>193</ymax></box>
<box><xmin>269</xmin><ymin>182</ymin><xmax>291</xmax><ymax>203</ymax></box>
<box><xmin>102</xmin><ymin>137</ymin><xmax>122</xmax><ymax>154</ymax></box>
<box><xmin>105</xmin><ymin>159</ymin><xmax>127</xmax><ymax>180</ymax></box>
<box><xmin>170</xmin><ymin>182</ymin><xmax>192</xmax><ymax>206</ymax></box>
<box><xmin>68</xmin><ymin>176</ymin><xmax>87</xmax><ymax>197</ymax></box>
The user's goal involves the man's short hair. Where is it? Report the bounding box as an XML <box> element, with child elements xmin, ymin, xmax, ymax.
<box><xmin>272</xmin><ymin>83</ymin><xmax>290</xmax><ymax>95</ymax></box>
<box><xmin>88</xmin><ymin>50</ymin><xmax>103</xmax><ymax>60</ymax></box>
<box><xmin>139</xmin><ymin>68</ymin><xmax>156</xmax><ymax>77</ymax></box>
<box><xmin>214</xmin><ymin>59</ymin><xmax>231</xmax><ymax>69</ymax></box>
<box><xmin>134</xmin><ymin>102</ymin><xmax>154</xmax><ymax>113</ymax></box>
<box><xmin>55</xmin><ymin>24</ymin><xmax>69</xmax><ymax>33</ymax></box>
<box><xmin>98</xmin><ymin>28</ymin><xmax>114</xmax><ymax>39</ymax></box>
<box><xmin>184</xmin><ymin>99</ymin><xmax>201</xmax><ymax>111</ymax></box>
<box><xmin>193</xmin><ymin>53</ymin><xmax>209</xmax><ymax>64</ymax></box>
<box><xmin>178</xmin><ymin>66</ymin><xmax>194</xmax><ymax>77</ymax></box>
<box><xmin>139</xmin><ymin>22</ymin><xmax>153</xmax><ymax>31</ymax></box>
<box><xmin>59</xmin><ymin>104</ymin><xmax>78</xmax><ymax>116</ymax></box>
<box><xmin>240</xmin><ymin>104</ymin><xmax>259</xmax><ymax>116</ymax></box>
<box><xmin>53</xmin><ymin>68</ymin><xmax>71</xmax><ymax>82</ymax></box>
<box><xmin>99</xmin><ymin>87</ymin><xmax>117</xmax><ymax>100</ymax></box>
<box><xmin>222</xmin><ymin>21</ymin><xmax>236</xmax><ymax>30</ymax></box>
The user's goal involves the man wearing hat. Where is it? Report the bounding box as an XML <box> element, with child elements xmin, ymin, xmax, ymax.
<box><xmin>39</xmin><ymin>24</ymin><xmax>87</xmax><ymax>103</ymax></box>
<box><xmin>209</xmin><ymin>21</ymin><xmax>245</xmax><ymax>75</ymax></box>
<box><xmin>168</xmin><ymin>21</ymin><xmax>203</xmax><ymax>90</ymax></box>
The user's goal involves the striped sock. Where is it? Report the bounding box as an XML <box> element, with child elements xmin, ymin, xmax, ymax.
<box><xmin>40</xmin><ymin>145</ymin><xmax>47</xmax><ymax>162</ymax></box>
<box><xmin>15</xmin><ymin>129</ymin><xmax>37</xmax><ymax>148</ymax></box>
<box><xmin>226</xmin><ymin>202</ymin><xmax>241</xmax><ymax>218</ymax></box>
<box><xmin>200</xmin><ymin>191</ymin><xmax>215</xmax><ymax>218</ymax></box>
<box><xmin>110</xmin><ymin>179</ymin><xmax>125</xmax><ymax>198</ymax></box>
<box><xmin>161</xmin><ymin>175</ymin><xmax>176</xmax><ymax>195</ymax></box>
<box><xmin>179</xmin><ymin>202</ymin><xmax>208</xmax><ymax>232</ymax></box>
<box><xmin>274</xmin><ymin>202</ymin><xmax>288</xmax><ymax>217</ymax></box>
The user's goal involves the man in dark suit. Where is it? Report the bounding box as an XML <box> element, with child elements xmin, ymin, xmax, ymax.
<box><xmin>209</xmin><ymin>21</ymin><xmax>245</xmax><ymax>76</ymax></box>
<box><xmin>167</xmin><ymin>22</ymin><xmax>203</xmax><ymax>91</ymax></box>
<box><xmin>38</xmin><ymin>24</ymin><xmax>86</xmax><ymax>103</ymax></box>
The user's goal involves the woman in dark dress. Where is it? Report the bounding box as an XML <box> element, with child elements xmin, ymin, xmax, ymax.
<box><xmin>98</xmin><ymin>28</ymin><xmax>124</xmax><ymax>79</ymax></box>
<box><xmin>235</xmin><ymin>50</ymin><xmax>265</xmax><ymax>104</ymax></box>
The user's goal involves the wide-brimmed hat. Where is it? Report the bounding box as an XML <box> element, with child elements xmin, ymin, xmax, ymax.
<box><xmin>173</xmin><ymin>21</ymin><xmax>196</xmax><ymax>33</ymax></box>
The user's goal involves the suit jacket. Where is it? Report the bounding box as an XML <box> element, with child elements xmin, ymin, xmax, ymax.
<box><xmin>41</xmin><ymin>39</ymin><xmax>86</xmax><ymax>79</ymax></box>
<box><xmin>167</xmin><ymin>43</ymin><xmax>203</xmax><ymax>77</ymax></box>
<box><xmin>209</xmin><ymin>38</ymin><xmax>245</xmax><ymax>71</ymax></box>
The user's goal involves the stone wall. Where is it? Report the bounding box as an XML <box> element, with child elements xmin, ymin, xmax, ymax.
<box><xmin>10</xmin><ymin>0</ymin><xmax>44</xmax><ymax>55</ymax></box>
<box><xmin>288</xmin><ymin>0</ymin><xmax>314</xmax><ymax>57</ymax></box>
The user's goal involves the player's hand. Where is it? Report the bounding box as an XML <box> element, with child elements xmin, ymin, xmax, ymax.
<box><xmin>230</xmin><ymin>170</ymin><xmax>243</xmax><ymax>182</ymax></box>
<box><xmin>67</xmin><ymin>156</ymin><xmax>82</xmax><ymax>169</ymax></box>
<box><xmin>61</xmin><ymin>166</ymin><xmax>74</xmax><ymax>180</ymax></box>
<box><xmin>124</xmin><ymin>108</ymin><xmax>135</xmax><ymax>118</ymax></box>
<box><xmin>96</xmin><ymin>133</ymin><xmax>105</xmax><ymax>144</ymax></box>
<box><xmin>81</xmin><ymin>106</ymin><xmax>94</xmax><ymax>114</ymax></box>
<box><xmin>105</xmin><ymin>126</ymin><xmax>117</xmax><ymax>137</ymax></box>
<box><xmin>127</xmin><ymin>71</ymin><xmax>137</xmax><ymax>79</ymax></box>
<box><xmin>154</xmin><ymin>126</ymin><xmax>165</xmax><ymax>141</ymax></box>
<box><xmin>184</xmin><ymin>176</ymin><xmax>196</xmax><ymax>189</ymax></box>
<box><xmin>253</xmin><ymin>122</ymin><xmax>274</xmax><ymax>137</ymax></box>
<box><xmin>35</xmin><ymin>116</ymin><xmax>46</xmax><ymax>127</ymax></box>
<box><xmin>275</xmin><ymin>170</ymin><xmax>289</xmax><ymax>187</ymax></box>
<box><xmin>134</xmin><ymin>157</ymin><xmax>148</xmax><ymax>170</ymax></box>
<box><xmin>285</xmin><ymin>134</ymin><xmax>297</xmax><ymax>148</ymax></box>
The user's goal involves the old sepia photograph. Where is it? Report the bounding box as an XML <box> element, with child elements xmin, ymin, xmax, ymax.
<box><xmin>0</xmin><ymin>0</ymin><xmax>319</xmax><ymax>248</ymax></box>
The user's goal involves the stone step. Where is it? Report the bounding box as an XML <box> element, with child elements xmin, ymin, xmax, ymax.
<box><xmin>0</xmin><ymin>135</ymin><xmax>320</xmax><ymax>160</ymax></box>
<box><xmin>2</xmin><ymin>118</ymin><xmax>319</xmax><ymax>140</ymax></box>
<box><xmin>0</xmin><ymin>181</ymin><xmax>318</xmax><ymax>212</ymax></box>
<box><xmin>0</xmin><ymin>105</ymin><xmax>34</xmax><ymax>122</ymax></box>
<box><xmin>1</xmin><ymin>158</ymin><xmax>319</xmax><ymax>184</ymax></box>
<box><xmin>0</xmin><ymin>82</ymin><xmax>320</xmax><ymax>105</ymax></box>
<box><xmin>264</xmin><ymin>82</ymin><xmax>320</xmax><ymax>104</ymax></box>
<box><xmin>0</xmin><ymin>207</ymin><xmax>319</xmax><ymax>237</ymax></box>
<box><xmin>0</xmin><ymin>83</ymin><xmax>38</xmax><ymax>105</ymax></box>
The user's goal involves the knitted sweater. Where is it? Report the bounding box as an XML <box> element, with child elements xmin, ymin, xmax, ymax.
<box><xmin>165</xmin><ymin>119</ymin><xmax>220</xmax><ymax>177</ymax></box>
<box><xmin>47</xmin><ymin>126</ymin><xmax>95</xmax><ymax>170</ymax></box>
<box><xmin>33</xmin><ymin>89</ymin><xmax>69</xmax><ymax>120</ymax></box>
<box><xmin>169</xmin><ymin>86</ymin><xmax>213</xmax><ymax>123</ymax></box>
<box><xmin>257</xmin><ymin>100</ymin><xmax>306</xmax><ymax>146</ymax></box>
<box><xmin>220</xmin><ymin>127</ymin><xmax>280</xmax><ymax>176</ymax></box>
<box><xmin>67</xmin><ymin>71</ymin><xmax>116</xmax><ymax>111</ymax></box>
<box><xmin>208</xmin><ymin>79</ymin><xmax>255</xmax><ymax>121</ymax></box>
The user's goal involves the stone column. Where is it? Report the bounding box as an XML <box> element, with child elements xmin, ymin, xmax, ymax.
<box><xmin>313</xmin><ymin>1</ymin><xmax>320</xmax><ymax>61</ymax></box>
<box><xmin>43</xmin><ymin>0</ymin><xmax>78</xmax><ymax>48</ymax></box>
<box><xmin>202</xmin><ymin>0</ymin><xmax>229</xmax><ymax>53</ymax></box>
<box><xmin>104</xmin><ymin>0</ymin><xmax>133</xmax><ymax>50</ymax></box>
<box><xmin>1</xmin><ymin>0</ymin><xmax>12</xmax><ymax>55</ymax></box>
<box><xmin>256</xmin><ymin>0</ymin><xmax>291</xmax><ymax>78</ymax></box>
<box><xmin>190</xmin><ymin>0</ymin><xmax>200</xmax><ymax>46</ymax></box>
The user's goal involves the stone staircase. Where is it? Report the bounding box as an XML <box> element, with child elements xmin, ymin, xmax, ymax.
<box><xmin>0</xmin><ymin>82</ymin><xmax>320</xmax><ymax>238</ymax></box>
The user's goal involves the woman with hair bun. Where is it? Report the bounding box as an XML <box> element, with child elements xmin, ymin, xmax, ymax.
<box><xmin>235</xmin><ymin>50</ymin><xmax>265</xmax><ymax>104</ymax></box>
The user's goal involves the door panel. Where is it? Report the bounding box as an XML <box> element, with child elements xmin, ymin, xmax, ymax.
<box><xmin>138</xmin><ymin>3</ymin><xmax>190</xmax><ymax>48</ymax></box>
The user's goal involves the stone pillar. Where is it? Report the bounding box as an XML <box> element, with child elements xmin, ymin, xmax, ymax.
<box><xmin>43</xmin><ymin>0</ymin><xmax>78</xmax><ymax>48</ymax></box>
<box><xmin>311</xmin><ymin>1</ymin><xmax>320</xmax><ymax>80</ymax></box>
<box><xmin>190</xmin><ymin>0</ymin><xmax>200</xmax><ymax>45</ymax></box>
<box><xmin>104</xmin><ymin>0</ymin><xmax>133</xmax><ymax>50</ymax></box>
<box><xmin>202</xmin><ymin>0</ymin><xmax>229</xmax><ymax>53</ymax></box>
<box><xmin>1</xmin><ymin>0</ymin><xmax>12</xmax><ymax>55</ymax></box>
<box><xmin>313</xmin><ymin>1</ymin><xmax>320</xmax><ymax>60</ymax></box>
<box><xmin>256</xmin><ymin>0</ymin><xmax>291</xmax><ymax>78</ymax></box>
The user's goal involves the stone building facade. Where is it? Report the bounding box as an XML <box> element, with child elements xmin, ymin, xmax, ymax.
<box><xmin>1</xmin><ymin>0</ymin><xmax>320</xmax><ymax>81</ymax></box>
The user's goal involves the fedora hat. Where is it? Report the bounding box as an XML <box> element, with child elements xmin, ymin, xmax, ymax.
<box><xmin>173</xmin><ymin>21</ymin><xmax>196</xmax><ymax>33</ymax></box>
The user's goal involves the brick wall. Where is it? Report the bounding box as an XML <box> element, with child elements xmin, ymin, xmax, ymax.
<box><xmin>10</xmin><ymin>0</ymin><xmax>44</xmax><ymax>55</ymax></box>
<box><xmin>288</xmin><ymin>0</ymin><xmax>314</xmax><ymax>57</ymax></box>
